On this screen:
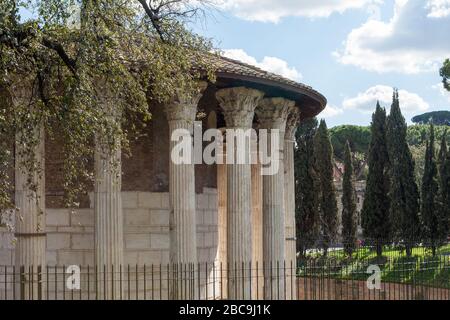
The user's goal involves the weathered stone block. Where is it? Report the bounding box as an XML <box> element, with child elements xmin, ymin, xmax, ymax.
<box><xmin>70</xmin><ymin>209</ymin><xmax>94</xmax><ymax>227</ymax></box>
<box><xmin>204</xmin><ymin>210</ymin><xmax>214</xmax><ymax>225</ymax></box>
<box><xmin>58</xmin><ymin>250</ymin><xmax>84</xmax><ymax>265</ymax></box>
<box><xmin>47</xmin><ymin>209</ymin><xmax>70</xmax><ymax>226</ymax></box>
<box><xmin>124</xmin><ymin>209</ymin><xmax>151</xmax><ymax>226</ymax></box>
<box><xmin>71</xmin><ymin>234</ymin><xmax>94</xmax><ymax>250</ymax></box>
<box><xmin>196</xmin><ymin>194</ymin><xmax>209</xmax><ymax>210</ymax></box>
<box><xmin>138</xmin><ymin>251</ymin><xmax>162</xmax><ymax>265</ymax></box>
<box><xmin>122</xmin><ymin>192</ymin><xmax>138</xmax><ymax>209</ymax></box>
<box><xmin>125</xmin><ymin>233</ymin><xmax>151</xmax><ymax>249</ymax></box>
<box><xmin>0</xmin><ymin>249</ymin><xmax>12</xmax><ymax>265</ymax></box>
<box><xmin>46</xmin><ymin>250</ymin><xmax>58</xmax><ymax>266</ymax></box>
<box><xmin>208</xmin><ymin>194</ymin><xmax>218</xmax><ymax>210</ymax></box>
<box><xmin>150</xmin><ymin>234</ymin><xmax>170</xmax><ymax>250</ymax></box>
<box><xmin>138</xmin><ymin>192</ymin><xmax>161</xmax><ymax>209</ymax></box>
<box><xmin>124</xmin><ymin>251</ymin><xmax>139</xmax><ymax>265</ymax></box>
<box><xmin>160</xmin><ymin>193</ymin><xmax>169</xmax><ymax>209</ymax></box>
<box><xmin>47</xmin><ymin>233</ymin><xmax>71</xmax><ymax>250</ymax></box>
<box><xmin>149</xmin><ymin>210</ymin><xmax>169</xmax><ymax>226</ymax></box>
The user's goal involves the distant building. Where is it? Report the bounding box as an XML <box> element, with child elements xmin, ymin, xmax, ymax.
<box><xmin>333</xmin><ymin>161</ymin><xmax>366</xmax><ymax>239</ymax></box>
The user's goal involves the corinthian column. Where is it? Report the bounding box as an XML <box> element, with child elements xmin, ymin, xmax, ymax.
<box><xmin>256</xmin><ymin>97</ymin><xmax>294</xmax><ymax>300</ymax></box>
<box><xmin>166</xmin><ymin>83</ymin><xmax>206</xmax><ymax>299</ymax></box>
<box><xmin>94</xmin><ymin>96</ymin><xmax>123</xmax><ymax>300</ymax></box>
<box><xmin>13</xmin><ymin>83</ymin><xmax>46</xmax><ymax>300</ymax></box>
<box><xmin>251</xmin><ymin>134</ymin><xmax>263</xmax><ymax>300</ymax></box>
<box><xmin>216</xmin><ymin>87</ymin><xmax>264</xmax><ymax>300</ymax></box>
<box><xmin>284</xmin><ymin>106</ymin><xmax>300</xmax><ymax>300</ymax></box>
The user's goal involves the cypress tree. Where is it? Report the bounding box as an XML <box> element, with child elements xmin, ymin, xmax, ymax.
<box><xmin>361</xmin><ymin>102</ymin><xmax>390</xmax><ymax>258</ymax></box>
<box><xmin>386</xmin><ymin>89</ymin><xmax>420</xmax><ymax>256</ymax></box>
<box><xmin>342</xmin><ymin>140</ymin><xmax>357</xmax><ymax>256</ymax></box>
<box><xmin>295</xmin><ymin>118</ymin><xmax>319</xmax><ymax>257</ymax></box>
<box><xmin>422</xmin><ymin>124</ymin><xmax>446</xmax><ymax>255</ymax></box>
<box><xmin>313</xmin><ymin>119</ymin><xmax>338</xmax><ymax>256</ymax></box>
<box><xmin>438</xmin><ymin>132</ymin><xmax>450</xmax><ymax>234</ymax></box>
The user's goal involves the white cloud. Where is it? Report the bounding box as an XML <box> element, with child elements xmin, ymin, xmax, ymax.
<box><xmin>342</xmin><ymin>85</ymin><xmax>430</xmax><ymax>115</ymax></box>
<box><xmin>334</xmin><ymin>0</ymin><xmax>450</xmax><ymax>73</ymax></box>
<box><xmin>222</xmin><ymin>49</ymin><xmax>302</xmax><ymax>81</ymax></box>
<box><xmin>432</xmin><ymin>82</ymin><xmax>450</xmax><ymax>102</ymax></box>
<box><xmin>320</xmin><ymin>105</ymin><xmax>344</xmax><ymax>118</ymax></box>
<box><xmin>218</xmin><ymin>0</ymin><xmax>380</xmax><ymax>23</ymax></box>
<box><xmin>426</xmin><ymin>0</ymin><xmax>450</xmax><ymax>18</ymax></box>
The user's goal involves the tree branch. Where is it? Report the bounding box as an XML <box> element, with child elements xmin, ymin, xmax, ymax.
<box><xmin>41</xmin><ymin>37</ymin><xmax>77</xmax><ymax>75</ymax></box>
<box><xmin>137</xmin><ymin>0</ymin><xmax>166</xmax><ymax>41</ymax></box>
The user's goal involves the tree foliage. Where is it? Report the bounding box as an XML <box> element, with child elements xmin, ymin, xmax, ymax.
<box><xmin>294</xmin><ymin>117</ymin><xmax>319</xmax><ymax>256</ymax></box>
<box><xmin>438</xmin><ymin>132</ymin><xmax>450</xmax><ymax>241</ymax></box>
<box><xmin>441</xmin><ymin>58</ymin><xmax>450</xmax><ymax>92</ymax></box>
<box><xmin>0</xmin><ymin>0</ymin><xmax>216</xmax><ymax>211</ymax></box>
<box><xmin>412</xmin><ymin>111</ymin><xmax>450</xmax><ymax>126</ymax></box>
<box><xmin>329</xmin><ymin>125</ymin><xmax>371</xmax><ymax>159</ymax></box>
<box><xmin>313</xmin><ymin>119</ymin><xmax>338</xmax><ymax>254</ymax></box>
<box><xmin>421</xmin><ymin>124</ymin><xmax>447</xmax><ymax>255</ymax></box>
<box><xmin>361</xmin><ymin>102</ymin><xmax>390</xmax><ymax>257</ymax></box>
<box><xmin>341</xmin><ymin>140</ymin><xmax>357</xmax><ymax>256</ymax></box>
<box><xmin>386</xmin><ymin>90</ymin><xmax>420</xmax><ymax>254</ymax></box>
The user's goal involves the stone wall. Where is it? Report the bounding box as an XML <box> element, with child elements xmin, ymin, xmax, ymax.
<box><xmin>0</xmin><ymin>189</ymin><xmax>219</xmax><ymax>267</ymax></box>
<box><xmin>335</xmin><ymin>180</ymin><xmax>365</xmax><ymax>239</ymax></box>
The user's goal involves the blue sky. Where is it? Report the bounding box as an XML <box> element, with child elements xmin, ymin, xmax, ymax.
<box><xmin>18</xmin><ymin>1</ymin><xmax>450</xmax><ymax>127</ymax></box>
<box><xmin>191</xmin><ymin>0</ymin><xmax>450</xmax><ymax>127</ymax></box>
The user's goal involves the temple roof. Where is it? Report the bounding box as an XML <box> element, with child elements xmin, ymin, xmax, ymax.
<box><xmin>211</xmin><ymin>55</ymin><xmax>327</xmax><ymax>119</ymax></box>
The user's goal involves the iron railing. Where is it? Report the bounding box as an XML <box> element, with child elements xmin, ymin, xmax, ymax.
<box><xmin>1</xmin><ymin>242</ymin><xmax>449</xmax><ymax>300</ymax></box>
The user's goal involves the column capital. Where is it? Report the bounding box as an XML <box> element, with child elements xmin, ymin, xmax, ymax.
<box><xmin>256</xmin><ymin>98</ymin><xmax>294</xmax><ymax>131</ymax></box>
<box><xmin>216</xmin><ymin>87</ymin><xmax>264</xmax><ymax>128</ymax></box>
<box><xmin>285</xmin><ymin>106</ymin><xmax>301</xmax><ymax>141</ymax></box>
<box><xmin>165</xmin><ymin>81</ymin><xmax>208</xmax><ymax>122</ymax></box>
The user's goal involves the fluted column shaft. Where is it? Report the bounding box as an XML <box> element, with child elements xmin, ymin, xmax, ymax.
<box><xmin>13</xmin><ymin>84</ymin><xmax>46</xmax><ymax>300</ymax></box>
<box><xmin>216</xmin><ymin>87</ymin><xmax>264</xmax><ymax>300</ymax></box>
<box><xmin>94</xmin><ymin>103</ymin><xmax>124</xmax><ymax>300</ymax></box>
<box><xmin>217</xmin><ymin>140</ymin><xmax>228</xmax><ymax>299</ymax></box>
<box><xmin>166</xmin><ymin>83</ymin><xmax>206</xmax><ymax>299</ymax></box>
<box><xmin>256</xmin><ymin>98</ymin><xmax>294</xmax><ymax>300</ymax></box>
<box><xmin>284</xmin><ymin>107</ymin><xmax>301</xmax><ymax>300</ymax></box>
<box><xmin>251</xmin><ymin>136</ymin><xmax>263</xmax><ymax>299</ymax></box>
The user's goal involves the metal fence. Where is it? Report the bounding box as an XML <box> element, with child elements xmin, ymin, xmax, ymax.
<box><xmin>1</xmin><ymin>242</ymin><xmax>449</xmax><ymax>300</ymax></box>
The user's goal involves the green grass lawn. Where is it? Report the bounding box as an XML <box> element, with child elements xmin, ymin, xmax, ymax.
<box><xmin>298</xmin><ymin>244</ymin><xmax>450</xmax><ymax>289</ymax></box>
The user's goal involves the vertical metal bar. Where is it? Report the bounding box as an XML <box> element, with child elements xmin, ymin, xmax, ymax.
<box><xmin>112</xmin><ymin>264</ymin><xmax>114</xmax><ymax>300</ymax></box>
<box><xmin>235</xmin><ymin>261</ymin><xmax>237</xmax><ymax>299</ymax></box>
<box><xmin>256</xmin><ymin>261</ymin><xmax>259</xmax><ymax>300</ymax></box>
<box><xmin>206</xmin><ymin>262</ymin><xmax>209</xmax><ymax>300</ymax></box>
<box><xmin>290</xmin><ymin>260</ymin><xmax>293</xmax><ymax>300</ymax></box>
<box><xmin>87</xmin><ymin>265</ymin><xmax>90</xmax><ymax>300</ymax></box>
<box><xmin>159</xmin><ymin>264</ymin><xmax>162</xmax><ymax>300</ymax></box>
<box><xmin>198</xmin><ymin>262</ymin><xmax>201</xmax><ymax>300</ymax></box>
<box><xmin>4</xmin><ymin>265</ymin><xmax>6</xmax><ymax>300</ymax></box>
<box><xmin>104</xmin><ymin>265</ymin><xmax>107</xmax><ymax>300</ymax></box>
<box><xmin>167</xmin><ymin>264</ymin><xmax>170</xmax><ymax>300</ymax></box>
<box><xmin>151</xmin><ymin>264</ymin><xmax>154</xmax><ymax>300</ymax></box>
<box><xmin>213</xmin><ymin>263</ymin><xmax>216</xmax><ymax>300</ymax></box>
<box><xmin>227</xmin><ymin>262</ymin><xmax>230</xmax><ymax>300</ymax></box>
<box><xmin>119</xmin><ymin>265</ymin><xmax>122</xmax><ymax>300</ymax></box>
<box><xmin>283</xmin><ymin>260</ymin><xmax>286</xmax><ymax>300</ymax></box>
<box><xmin>220</xmin><ymin>262</ymin><xmax>223</xmax><ymax>300</ymax></box>
<box><xmin>95</xmin><ymin>265</ymin><xmax>98</xmax><ymax>300</ymax></box>
<box><xmin>13</xmin><ymin>265</ymin><xmax>16</xmax><ymax>301</ymax></box>
<box><xmin>136</xmin><ymin>264</ymin><xmax>139</xmax><ymax>300</ymax></box>
<box><xmin>249</xmin><ymin>261</ymin><xmax>252</xmax><ymax>300</ymax></box>
<box><xmin>241</xmin><ymin>261</ymin><xmax>244</xmax><ymax>299</ymax></box>
<box><xmin>127</xmin><ymin>265</ymin><xmax>130</xmax><ymax>300</ymax></box>
<box><xmin>144</xmin><ymin>264</ymin><xmax>147</xmax><ymax>300</ymax></box>
<box><xmin>46</xmin><ymin>265</ymin><xmax>49</xmax><ymax>300</ymax></box>
<box><xmin>63</xmin><ymin>265</ymin><xmax>66</xmax><ymax>301</ymax></box>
